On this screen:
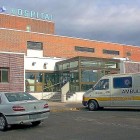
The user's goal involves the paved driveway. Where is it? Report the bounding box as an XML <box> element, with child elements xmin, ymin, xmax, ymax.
<box><xmin>0</xmin><ymin>108</ymin><xmax>140</xmax><ymax>140</ymax></box>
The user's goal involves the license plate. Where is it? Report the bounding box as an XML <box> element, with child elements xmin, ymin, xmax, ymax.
<box><xmin>29</xmin><ymin>114</ymin><xmax>41</xmax><ymax>119</ymax></box>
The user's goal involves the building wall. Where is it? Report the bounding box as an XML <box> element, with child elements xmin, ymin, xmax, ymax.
<box><xmin>123</xmin><ymin>45</ymin><xmax>140</xmax><ymax>62</ymax></box>
<box><xmin>0</xmin><ymin>13</ymin><xmax>55</xmax><ymax>34</ymax></box>
<box><xmin>25</xmin><ymin>56</ymin><xmax>64</xmax><ymax>71</ymax></box>
<box><xmin>120</xmin><ymin>61</ymin><xmax>140</xmax><ymax>74</ymax></box>
<box><xmin>0</xmin><ymin>52</ymin><xmax>24</xmax><ymax>92</ymax></box>
<box><xmin>0</xmin><ymin>14</ymin><xmax>140</xmax><ymax>62</ymax></box>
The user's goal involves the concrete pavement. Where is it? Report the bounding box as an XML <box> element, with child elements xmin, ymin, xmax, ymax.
<box><xmin>47</xmin><ymin>101</ymin><xmax>140</xmax><ymax>112</ymax></box>
<box><xmin>47</xmin><ymin>101</ymin><xmax>85</xmax><ymax>112</ymax></box>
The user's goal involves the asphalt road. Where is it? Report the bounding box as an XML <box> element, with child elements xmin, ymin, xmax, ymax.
<box><xmin>1</xmin><ymin>108</ymin><xmax>140</xmax><ymax>140</ymax></box>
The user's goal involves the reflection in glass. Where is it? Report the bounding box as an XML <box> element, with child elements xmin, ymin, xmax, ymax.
<box><xmin>44</xmin><ymin>73</ymin><xmax>55</xmax><ymax>84</ymax></box>
<box><xmin>2</xmin><ymin>70</ymin><xmax>8</xmax><ymax>82</ymax></box>
<box><xmin>99</xmin><ymin>70</ymin><xmax>104</xmax><ymax>79</ymax></box>
<box><xmin>105</xmin><ymin>70</ymin><xmax>110</xmax><ymax>75</ymax></box>
<box><xmin>70</xmin><ymin>61</ymin><xmax>78</xmax><ymax>68</ymax></box>
<box><xmin>70</xmin><ymin>83</ymin><xmax>79</xmax><ymax>91</ymax></box>
<box><xmin>70</xmin><ymin>70</ymin><xmax>79</xmax><ymax>83</ymax></box>
<box><xmin>81</xmin><ymin>84</ymin><xmax>93</xmax><ymax>91</ymax></box>
<box><xmin>36</xmin><ymin>72</ymin><xmax>43</xmax><ymax>83</ymax></box>
<box><xmin>105</xmin><ymin>62</ymin><xmax>117</xmax><ymax>68</ymax></box>
<box><xmin>25</xmin><ymin>72</ymin><xmax>35</xmax><ymax>84</ymax></box>
<box><xmin>58</xmin><ymin>65</ymin><xmax>62</xmax><ymax>70</ymax></box>
<box><xmin>63</xmin><ymin>63</ymin><xmax>69</xmax><ymax>70</ymax></box>
<box><xmin>29</xmin><ymin>86</ymin><xmax>35</xmax><ymax>91</ymax></box>
<box><xmin>98</xmin><ymin>62</ymin><xmax>104</xmax><ymax>67</ymax></box>
<box><xmin>81</xmin><ymin>60</ymin><xmax>97</xmax><ymax>67</ymax></box>
<box><xmin>94</xmin><ymin>79</ymin><xmax>109</xmax><ymax>90</ymax></box>
<box><xmin>81</xmin><ymin>69</ymin><xmax>98</xmax><ymax>82</ymax></box>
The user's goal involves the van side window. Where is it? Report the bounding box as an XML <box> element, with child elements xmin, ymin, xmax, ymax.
<box><xmin>113</xmin><ymin>77</ymin><xmax>132</xmax><ymax>88</ymax></box>
<box><xmin>94</xmin><ymin>79</ymin><xmax>109</xmax><ymax>90</ymax></box>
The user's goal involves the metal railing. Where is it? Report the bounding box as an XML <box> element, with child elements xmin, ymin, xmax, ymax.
<box><xmin>42</xmin><ymin>81</ymin><xmax>70</xmax><ymax>102</ymax></box>
<box><xmin>42</xmin><ymin>82</ymin><xmax>61</xmax><ymax>99</ymax></box>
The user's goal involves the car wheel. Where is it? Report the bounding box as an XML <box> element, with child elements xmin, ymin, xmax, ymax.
<box><xmin>0</xmin><ymin>114</ymin><xmax>8</xmax><ymax>131</ymax></box>
<box><xmin>88</xmin><ymin>100</ymin><xmax>99</xmax><ymax>111</ymax></box>
<box><xmin>32</xmin><ymin>121</ymin><xmax>41</xmax><ymax>126</ymax></box>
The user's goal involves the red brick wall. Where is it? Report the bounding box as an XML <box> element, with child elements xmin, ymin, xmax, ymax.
<box><xmin>0</xmin><ymin>28</ymin><xmax>131</xmax><ymax>60</ymax></box>
<box><xmin>0</xmin><ymin>53</ymin><xmax>24</xmax><ymax>92</ymax></box>
<box><xmin>0</xmin><ymin>14</ymin><xmax>140</xmax><ymax>62</ymax></box>
<box><xmin>0</xmin><ymin>13</ymin><xmax>55</xmax><ymax>34</ymax></box>
<box><xmin>124</xmin><ymin>62</ymin><xmax>140</xmax><ymax>73</ymax></box>
<box><xmin>123</xmin><ymin>45</ymin><xmax>140</xmax><ymax>62</ymax></box>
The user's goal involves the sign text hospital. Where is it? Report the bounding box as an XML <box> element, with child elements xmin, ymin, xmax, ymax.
<box><xmin>11</xmin><ymin>8</ymin><xmax>53</xmax><ymax>21</ymax></box>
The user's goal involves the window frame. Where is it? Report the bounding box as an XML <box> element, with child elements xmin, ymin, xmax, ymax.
<box><xmin>113</xmin><ymin>76</ymin><xmax>132</xmax><ymax>89</ymax></box>
<box><xmin>0</xmin><ymin>68</ymin><xmax>9</xmax><ymax>83</ymax></box>
<box><xmin>27</xmin><ymin>41</ymin><xmax>43</xmax><ymax>50</ymax></box>
<box><xmin>94</xmin><ymin>79</ymin><xmax>109</xmax><ymax>90</ymax></box>
<box><xmin>103</xmin><ymin>49</ymin><xmax>120</xmax><ymax>55</ymax></box>
<box><xmin>26</xmin><ymin>25</ymin><xmax>31</xmax><ymax>31</ymax></box>
<box><xmin>75</xmin><ymin>46</ymin><xmax>95</xmax><ymax>53</ymax></box>
<box><xmin>127</xmin><ymin>52</ymin><xmax>131</xmax><ymax>57</ymax></box>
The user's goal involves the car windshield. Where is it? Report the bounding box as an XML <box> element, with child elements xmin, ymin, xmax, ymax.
<box><xmin>5</xmin><ymin>92</ymin><xmax>37</xmax><ymax>102</ymax></box>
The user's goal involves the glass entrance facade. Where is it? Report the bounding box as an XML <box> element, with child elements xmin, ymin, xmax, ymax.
<box><xmin>56</xmin><ymin>56</ymin><xmax>120</xmax><ymax>91</ymax></box>
<box><xmin>25</xmin><ymin>56</ymin><xmax>120</xmax><ymax>92</ymax></box>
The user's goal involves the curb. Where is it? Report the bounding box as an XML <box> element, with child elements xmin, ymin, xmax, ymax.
<box><xmin>50</xmin><ymin>107</ymin><xmax>85</xmax><ymax>112</ymax></box>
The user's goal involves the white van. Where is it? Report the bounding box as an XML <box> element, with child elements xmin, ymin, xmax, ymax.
<box><xmin>82</xmin><ymin>73</ymin><xmax>140</xmax><ymax>111</ymax></box>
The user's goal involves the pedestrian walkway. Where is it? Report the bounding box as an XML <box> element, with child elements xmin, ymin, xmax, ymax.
<box><xmin>47</xmin><ymin>101</ymin><xmax>85</xmax><ymax>112</ymax></box>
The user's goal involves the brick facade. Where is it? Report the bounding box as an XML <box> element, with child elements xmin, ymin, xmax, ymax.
<box><xmin>0</xmin><ymin>52</ymin><xmax>24</xmax><ymax>92</ymax></box>
<box><xmin>0</xmin><ymin>13</ymin><xmax>55</xmax><ymax>34</ymax></box>
<box><xmin>0</xmin><ymin>13</ymin><xmax>140</xmax><ymax>62</ymax></box>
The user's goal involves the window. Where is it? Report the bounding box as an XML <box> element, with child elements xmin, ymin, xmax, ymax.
<box><xmin>81</xmin><ymin>69</ymin><xmax>98</xmax><ymax>82</ymax></box>
<box><xmin>25</xmin><ymin>72</ymin><xmax>35</xmax><ymax>84</ymax></box>
<box><xmin>81</xmin><ymin>60</ymin><xmax>97</xmax><ymax>67</ymax></box>
<box><xmin>127</xmin><ymin>52</ymin><xmax>131</xmax><ymax>57</ymax></box>
<box><xmin>99</xmin><ymin>70</ymin><xmax>104</xmax><ymax>79</ymax></box>
<box><xmin>105</xmin><ymin>62</ymin><xmax>118</xmax><ymax>68</ymax></box>
<box><xmin>113</xmin><ymin>77</ymin><xmax>132</xmax><ymax>88</ymax></box>
<box><xmin>70</xmin><ymin>61</ymin><xmax>78</xmax><ymax>68</ymax></box>
<box><xmin>70</xmin><ymin>70</ymin><xmax>79</xmax><ymax>83</ymax></box>
<box><xmin>36</xmin><ymin>72</ymin><xmax>43</xmax><ymax>83</ymax></box>
<box><xmin>5</xmin><ymin>92</ymin><xmax>37</xmax><ymax>102</ymax></box>
<box><xmin>103</xmin><ymin>49</ymin><xmax>119</xmax><ymax>55</ymax></box>
<box><xmin>0</xmin><ymin>96</ymin><xmax>1</xmax><ymax>104</ymax></box>
<box><xmin>94</xmin><ymin>79</ymin><xmax>109</xmax><ymax>90</ymax></box>
<box><xmin>27</xmin><ymin>41</ymin><xmax>43</xmax><ymax>50</ymax></box>
<box><xmin>0</xmin><ymin>68</ymin><xmax>9</xmax><ymax>83</ymax></box>
<box><xmin>75</xmin><ymin>46</ymin><xmax>94</xmax><ymax>53</ymax></box>
<box><xmin>81</xmin><ymin>84</ymin><xmax>93</xmax><ymax>91</ymax></box>
<box><xmin>26</xmin><ymin>25</ymin><xmax>31</xmax><ymax>31</ymax></box>
<box><xmin>63</xmin><ymin>63</ymin><xmax>70</xmax><ymax>70</ymax></box>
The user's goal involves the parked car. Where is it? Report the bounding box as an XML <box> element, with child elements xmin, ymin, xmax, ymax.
<box><xmin>0</xmin><ymin>92</ymin><xmax>50</xmax><ymax>131</ymax></box>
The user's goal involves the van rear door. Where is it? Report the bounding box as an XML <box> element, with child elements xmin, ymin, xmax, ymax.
<box><xmin>133</xmin><ymin>74</ymin><xmax>140</xmax><ymax>106</ymax></box>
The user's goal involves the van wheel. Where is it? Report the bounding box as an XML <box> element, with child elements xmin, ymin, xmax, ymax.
<box><xmin>88</xmin><ymin>100</ymin><xmax>99</xmax><ymax>111</ymax></box>
<box><xmin>0</xmin><ymin>114</ymin><xmax>8</xmax><ymax>131</ymax></box>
